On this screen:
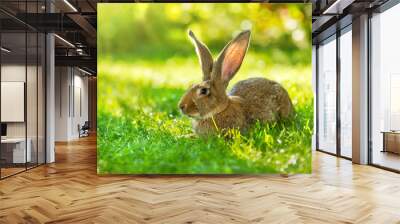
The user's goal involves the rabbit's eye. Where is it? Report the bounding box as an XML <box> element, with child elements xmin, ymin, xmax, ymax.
<box><xmin>199</xmin><ymin>88</ymin><xmax>209</xmax><ymax>95</ymax></box>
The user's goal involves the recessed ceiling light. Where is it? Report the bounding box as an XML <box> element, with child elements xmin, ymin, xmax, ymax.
<box><xmin>322</xmin><ymin>0</ymin><xmax>354</xmax><ymax>15</ymax></box>
<box><xmin>78</xmin><ymin>67</ymin><xmax>93</xmax><ymax>76</ymax></box>
<box><xmin>63</xmin><ymin>0</ymin><xmax>78</xmax><ymax>12</ymax></box>
<box><xmin>1</xmin><ymin>47</ymin><xmax>11</xmax><ymax>53</ymax></box>
<box><xmin>54</xmin><ymin>34</ymin><xmax>75</xmax><ymax>48</ymax></box>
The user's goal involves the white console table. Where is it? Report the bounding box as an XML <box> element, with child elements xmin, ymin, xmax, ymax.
<box><xmin>1</xmin><ymin>138</ymin><xmax>31</xmax><ymax>163</ymax></box>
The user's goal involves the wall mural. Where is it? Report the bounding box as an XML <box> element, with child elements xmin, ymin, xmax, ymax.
<box><xmin>97</xmin><ymin>3</ymin><xmax>312</xmax><ymax>174</ymax></box>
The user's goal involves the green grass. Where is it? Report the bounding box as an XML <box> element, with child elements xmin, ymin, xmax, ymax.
<box><xmin>97</xmin><ymin>55</ymin><xmax>313</xmax><ymax>174</ymax></box>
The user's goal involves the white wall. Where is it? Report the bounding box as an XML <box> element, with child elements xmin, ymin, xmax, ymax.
<box><xmin>55</xmin><ymin>67</ymin><xmax>70</xmax><ymax>141</ymax></box>
<box><xmin>1</xmin><ymin>65</ymin><xmax>26</xmax><ymax>139</ymax></box>
<box><xmin>55</xmin><ymin>67</ymin><xmax>89</xmax><ymax>141</ymax></box>
<box><xmin>72</xmin><ymin>73</ymin><xmax>89</xmax><ymax>138</ymax></box>
<box><xmin>1</xmin><ymin>65</ymin><xmax>37</xmax><ymax>138</ymax></box>
<box><xmin>1</xmin><ymin>65</ymin><xmax>25</xmax><ymax>81</ymax></box>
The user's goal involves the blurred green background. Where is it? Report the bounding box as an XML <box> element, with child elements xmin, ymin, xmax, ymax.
<box><xmin>99</xmin><ymin>3</ymin><xmax>311</xmax><ymax>65</ymax></box>
<box><xmin>98</xmin><ymin>3</ymin><xmax>313</xmax><ymax>174</ymax></box>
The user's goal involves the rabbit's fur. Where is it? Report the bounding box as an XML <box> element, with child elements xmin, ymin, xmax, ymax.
<box><xmin>178</xmin><ymin>30</ymin><xmax>294</xmax><ymax>136</ymax></box>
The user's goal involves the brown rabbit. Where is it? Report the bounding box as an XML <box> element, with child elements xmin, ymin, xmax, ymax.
<box><xmin>178</xmin><ymin>30</ymin><xmax>294</xmax><ymax>136</ymax></box>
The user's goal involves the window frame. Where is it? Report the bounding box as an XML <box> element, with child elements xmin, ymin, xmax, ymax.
<box><xmin>315</xmin><ymin>22</ymin><xmax>353</xmax><ymax>161</ymax></box>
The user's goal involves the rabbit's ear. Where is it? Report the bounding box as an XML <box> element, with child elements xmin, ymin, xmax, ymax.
<box><xmin>214</xmin><ymin>30</ymin><xmax>250</xmax><ymax>88</ymax></box>
<box><xmin>188</xmin><ymin>30</ymin><xmax>213</xmax><ymax>81</ymax></box>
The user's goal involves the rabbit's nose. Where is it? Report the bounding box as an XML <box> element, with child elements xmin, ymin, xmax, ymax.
<box><xmin>179</xmin><ymin>104</ymin><xmax>186</xmax><ymax>112</ymax></box>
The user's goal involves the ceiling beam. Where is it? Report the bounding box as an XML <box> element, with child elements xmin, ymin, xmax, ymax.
<box><xmin>312</xmin><ymin>15</ymin><xmax>335</xmax><ymax>33</ymax></box>
<box><xmin>13</xmin><ymin>13</ymin><xmax>82</xmax><ymax>32</ymax></box>
<box><xmin>55</xmin><ymin>55</ymin><xmax>96</xmax><ymax>71</ymax></box>
<box><xmin>67</xmin><ymin>13</ymin><xmax>97</xmax><ymax>46</ymax></box>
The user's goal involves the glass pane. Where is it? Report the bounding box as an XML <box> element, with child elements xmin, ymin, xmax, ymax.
<box><xmin>371</xmin><ymin>4</ymin><xmax>400</xmax><ymax>171</ymax></box>
<box><xmin>38</xmin><ymin>33</ymin><xmax>45</xmax><ymax>165</ymax></box>
<box><xmin>340</xmin><ymin>28</ymin><xmax>352</xmax><ymax>158</ymax></box>
<box><xmin>0</xmin><ymin>1</ymin><xmax>46</xmax><ymax>178</ymax></box>
<box><xmin>26</xmin><ymin>0</ymin><xmax>39</xmax><ymax>169</ymax></box>
<box><xmin>318</xmin><ymin>36</ymin><xmax>337</xmax><ymax>154</ymax></box>
<box><xmin>1</xmin><ymin>30</ymin><xmax>27</xmax><ymax>177</ymax></box>
<box><xmin>27</xmin><ymin>31</ymin><xmax>38</xmax><ymax>169</ymax></box>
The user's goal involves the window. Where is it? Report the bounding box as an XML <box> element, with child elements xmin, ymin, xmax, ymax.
<box><xmin>317</xmin><ymin>35</ymin><xmax>337</xmax><ymax>154</ymax></box>
<box><xmin>371</xmin><ymin>3</ymin><xmax>400</xmax><ymax>171</ymax></box>
<box><xmin>339</xmin><ymin>27</ymin><xmax>352</xmax><ymax>158</ymax></box>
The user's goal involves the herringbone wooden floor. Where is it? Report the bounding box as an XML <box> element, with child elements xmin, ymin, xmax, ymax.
<box><xmin>1</xmin><ymin>135</ymin><xmax>400</xmax><ymax>224</ymax></box>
